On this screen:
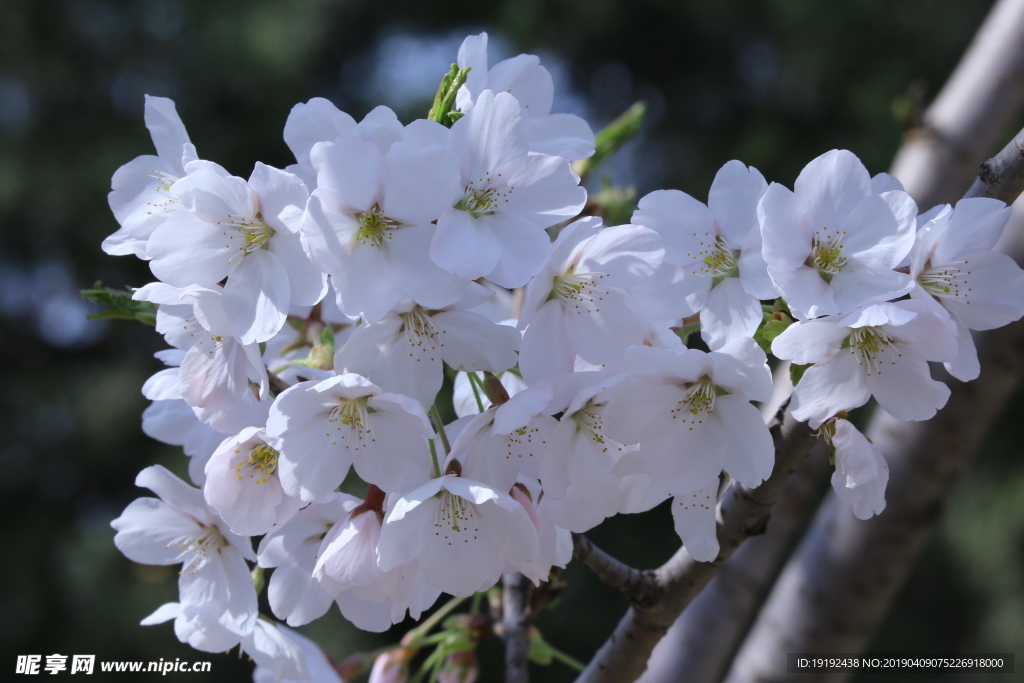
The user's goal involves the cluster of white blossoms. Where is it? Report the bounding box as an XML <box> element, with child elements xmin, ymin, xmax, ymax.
<box><xmin>103</xmin><ymin>32</ymin><xmax>1024</xmax><ymax>681</ymax></box>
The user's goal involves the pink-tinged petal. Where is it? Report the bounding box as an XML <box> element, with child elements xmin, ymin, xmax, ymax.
<box><xmin>335</xmin><ymin>592</ymin><xmax>395</xmax><ymax>632</ymax></box>
<box><xmin>700</xmin><ymin>277</ymin><xmax>763</xmax><ymax>351</ymax></box>
<box><xmin>793</xmin><ymin>149</ymin><xmax>871</xmax><ymax>231</ymax></box>
<box><xmin>248</xmin><ymin>163</ymin><xmax>308</xmax><ymax>234</ymax></box>
<box><xmin>934</xmin><ymin>197</ymin><xmax>1011</xmax><ymax>264</ymax></box>
<box><xmin>243</xmin><ymin>621</ymin><xmax>308</xmax><ymax>681</ymax></box>
<box><xmin>493</xmin><ymin>385</ymin><xmax>554</xmax><ymax>434</ymax></box>
<box><xmin>223</xmin><ymin>250</ymin><xmax>290</xmax><ymax>344</ymax></box>
<box><xmin>790</xmin><ymin>352</ymin><xmax>871</xmax><ymax>427</ymax></box>
<box><xmin>401</xmin><ymin>118</ymin><xmax>453</xmax><ymax>148</ymax></box>
<box><xmin>938</xmin><ymin>250</ymin><xmax>1024</xmax><ymax>330</ymax></box>
<box><xmin>331</xmin><ymin>241</ymin><xmax>401</xmax><ymax>323</ymax></box>
<box><xmin>433</xmin><ymin>310</ymin><xmax>520</xmax><ymax>372</ymax></box>
<box><xmin>457</xmin><ymin>33</ymin><xmax>489</xmax><ymax>106</ymax></box>
<box><xmin>284</xmin><ymin>98</ymin><xmax>357</xmax><ymax>177</ymax></box>
<box><xmin>880</xmin><ymin>189</ymin><xmax>919</xmax><ymax>239</ymax></box>
<box><xmin>355</xmin><ymin>106</ymin><xmax>404</xmax><ymax>153</ymax></box>
<box><xmin>377</xmin><ymin>489</ymin><xmax>443</xmax><ymax>572</ymax></box>
<box><xmin>624</xmin><ymin>345</ymin><xmax>710</xmax><ymax>386</ymax></box>
<box><xmin>759</xmin><ymin>183</ymin><xmax>813</xmax><ymax>270</ymax></box>
<box><xmin>432</xmin><ymin>209</ymin><xmax>503</xmax><ymax>280</ymax></box>
<box><xmin>141</xmin><ymin>602</ymin><xmax>182</xmax><ymax>626</ymax></box>
<box><xmin>143</xmin><ymin>368</ymin><xmax>181</xmax><ymax>401</ymax></box>
<box><xmin>309</xmin><ymin>137</ymin><xmax>381</xmax><ymax>213</ymax></box>
<box><xmin>476</xmin><ymin>495</ymin><xmax>541</xmax><ymax>562</ymax></box>
<box><xmin>708</xmin><ymin>160</ymin><xmax>767</xmax><ymax>248</ymax></box>
<box><xmin>829</xmin><ymin>265</ymin><xmax>912</xmax><ymax>314</ymax></box>
<box><xmin>767</xmin><ymin>265</ymin><xmax>837</xmax><ymax>319</ymax></box>
<box><xmin>540</xmin><ymin>419</ymin><xmax>574</xmax><ymax>500</ymax></box>
<box><xmin>270</xmin><ymin>231</ymin><xmax>328</xmax><ymax>307</ymax></box>
<box><xmin>885</xmin><ymin>305</ymin><xmax>957</xmax><ymax>362</ymax></box>
<box><xmin>632</xmin><ymin>189</ymin><xmax>716</xmax><ymax>266</ymax></box>
<box><xmin>173</xmin><ymin>169</ymin><xmax>259</xmax><ymax>221</ymax></box>
<box><xmin>267</xmin><ymin>544</ymin><xmax>333</xmax><ymax>626</ymax></box>
<box><xmin>708</xmin><ymin>337</ymin><xmax>772</xmax><ymax>402</ymax></box>
<box><xmin>276</xmin><ymin>421</ymin><xmax>353</xmax><ymax>501</ymax></box>
<box><xmin>838</xmin><ymin>194</ymin><xmax>912</xmax><ymax>269</ymax></box>
<box><xmin>504</xmin><ymin>153</ymin><xmax>586</xmax><ymax>228</ymax></box>
<box><xmin>382</xmin><ymin>141</ymin><xmax>463</xmax><ymax>225</ymax></box>
<box><xmin>520</xmin><ymin>302</ymin><xmax>576</xmax><ymax>384</ymax></box>
<box><xmin>111</xmin><ymin>498</ymin><xmax>202</xmax><ymax>565</ymax></box>
<box><xmin>419</xmin><ymin>529</ymin><xmax>505</xmax><ymax>597</ymax></box>
<box><xmin>714</xmin><ymin>396</ymin><xmax>774</xmax><ymax>488</ymax></box>
<box><xmin>144</xmin><ymin>95</ymin><xmax>191</xmax><ymax>172</ymax></box>
<box><xmin>147</xmin><ymin>210</ymin><xmax>234</xmax><ymax>287</ymax></box>
<box><xmin>944</xmin><ymin>313</ymin><xmax>980</xmax><ymax>381</ymax></box>
<box><xmin>577</xmin><ymin>225</ymin><xmax>665</xmax><ymax>289</ymax></box>
<box><xmin>181</xmin><ymin>546</ymin><xmax>258</xmax><ymax>636</ymax></box>
<box><xmin>135</xmin><ymin>464</ymin><xmax>214</xmax><ymax>523</ymax></box>
<box><xmin>374</xmin><ymin>228</ymin><xmax>461</xmax><ymax>312</ymax></box>
<box><xmin>566</xmin><ymin>431</ymin><xmax>623</xmax><ymax>514</ymax></box>
<box><xmin>671</xmin><ymin>482</ymin><xmax>719</xmax><ymax>562</ymax></box>
<box><xmin>771</xmin><ymin>318</ymin><xmax>847</xmax><ymax>364</ymax></box>
<box><xmin>603</xmin><ymin>376</ymin><xmax>679</xmax><ymax>446</ymax></box>
<box><xmin>640</xmin><ymin>410</ymin><xmax>725</xmax><ymax>496</ymax></box>
<box><xmin>526</xmin><ymin>114</ymin><xmax>595</xmax><ymax>161</ymax></box>
<box><xmin>352</xmin><ymin>411</ymin><xmax>433</xmax><ymax>493</ymax></box>
<box><xmin>831</xmin><ymin>419</ymin><xmax>880</xmax><ymax>488</ymax></box>
<box><xmin>486</xmin><ymin>213</ymin><xmax>553</xmax><ymax>288</ymax></box>
<box><xmin>866</xmin><ymin>350</ymin><xmax>950</xmax><ymax>421</ymax></box>
<box><xmin>453</xmin><ymin>90</ymin><xmax>529</xmax><ymax>179</ymax></box>
<box><xmin>487</xmin><ymin>55</ymin><xmax>554</xmax><ymax>116</ymax></box>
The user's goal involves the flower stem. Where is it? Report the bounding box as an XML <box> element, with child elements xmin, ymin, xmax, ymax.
<box><xmin>466</xmin><ymin>371</ymin><xmax>486</xmax><ymax>413</ymax></box>
<box><xmin>429</xmin><ymin>404</ymin><xmax>452</xmax><ymax>454</ymax></box>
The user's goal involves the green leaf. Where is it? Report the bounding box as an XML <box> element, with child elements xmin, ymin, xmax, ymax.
<box><xmin>790</xmin><ymin>363</ymin><xmax>810</xmax><ymax>386</ymax></box>
<box><xmin>80</xmin><ymin>282</ymin><xmax>156</xmax><ymax>326</ymax></box>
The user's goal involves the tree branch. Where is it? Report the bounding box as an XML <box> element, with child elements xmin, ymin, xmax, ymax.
<box><xmin>725</xmin><ymin>161</ymin><xmax>1024</xmax><ymax>683</ymax></box>
<box><xmin>572</xmin><ymin>533</ymin><xmax>654</xmax><ymax>603</ymax></box>
<box><xmin>964</xmin><ymin>125</ymin><xmax>1024</xmax><ymax>201</ymax></box>
<box><xmin>888</xmin><ymin>0</ymin><xmax>1024</xmax><ymax>208</ymax></box>
<box><xmin>503</xmin><ymin>572</ymin><xmax>530</xmax><ymax>683</ymax></box>
<box><xmin>572</xmin><ymin>406</ymin><xmax>819</xmax><ymax>683</ymax></box>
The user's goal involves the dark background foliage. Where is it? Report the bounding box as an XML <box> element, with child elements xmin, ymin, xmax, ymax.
<box><xmin>2</xmin><ymin>0</ymin><xmax>1021</xmax><ymax>680</ymax></box>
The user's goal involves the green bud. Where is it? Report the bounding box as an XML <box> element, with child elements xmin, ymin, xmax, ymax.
<box><xmin>428</xmin><ymin>64</ymin><xmax>472</xmax><ymax>128</ymax></box>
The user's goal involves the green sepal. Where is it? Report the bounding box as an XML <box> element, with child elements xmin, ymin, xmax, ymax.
<box><xmin>81</xmin><ymin>282</ymin><xmax>156</xmax><ymax>326</ymax></box>
<box><xmin>753</xmin><ymin>308</ymin><xmax>794</xmax><ymax>353</ymax></box>
<box><xmin>790</xmin><ymin>363</ymin><xmax>810</xmax><ymax>386</ymax></box>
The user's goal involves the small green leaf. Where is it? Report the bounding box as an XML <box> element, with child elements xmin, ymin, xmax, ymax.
<box><xmin>790</xmin><ymin>363</ymin><xmax>810</xmax><ymax>386</ymax></box>
<box><xmin>81</xmin><ymin>282</ymin><xmax>156</xmax><ymax>326</ymax></box>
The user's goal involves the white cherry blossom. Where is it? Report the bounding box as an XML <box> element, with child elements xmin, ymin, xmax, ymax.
<box><xmin>772</xmin><ymin>300</ymin><xmax>957</xmax><ymax>427</ymax></box>
<box><xmin>825</xmin><ymin>418</ymin><xmax>889</xmax><ymax>520</ymax></box>
<box><xmin>430</xmin><ymin>90</ymin><xmax>587</xmax><ymax>287</ymax></box>
<box><xmin>631</xmin><ymin>160</ymin><xmax>775</xmax><ymax>348</ymax></box>
<box><xmin>759</xmin><ymin>149</ymin><xmax>917</xmax><ymax>319</ymax></box>
<box><xmin>112</xmin><ymin>466</ymin><xmax>257</xmax><ymax>651</ymax></box>
<box><xmin>455</xmin><ymin>32</ymin><xmax>595</xmax><ymax>161</ymax></box>
<box><xmin>908</xmin><ymin>197</ymin><xmax>1024</xmax><ymax>380</ymax></box>
<box><xmin>266</xmin><ymin>373</ymin><xmax>435</xmax><ymax>499</ymax></box>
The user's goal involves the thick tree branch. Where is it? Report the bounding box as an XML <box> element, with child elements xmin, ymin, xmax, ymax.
<box><xmin>889</xmin><ymin>0</ymin><xmax>1024</xmax><ymax>208</ymax></box>
<box><xmin>503</xmin><ymin>572</ymin><xmax>530</xmax><ymax>683</ymax></box>
<box><xmin>725</xmin><ymin>169</ymin><xmax>1024</xmax><ymax>683</ymax></box>
<box><xmin>964</xmin><ymin>126</ymin><xmax>1024</xmax><ymax>201</ymax></box>
<box><xmin>572</xmin><ymin>533</ymin><xmax>654</xmax><ymax>603</ymax></box>
<box><xmin>638</xmin><ymin>442</ymin><xmax>831</xmax><ymax>683</ymax></box>
<box><xmin>572</xmin><ymin>407</ymin><xmax>819</xmax><ymax>683</ymax></box>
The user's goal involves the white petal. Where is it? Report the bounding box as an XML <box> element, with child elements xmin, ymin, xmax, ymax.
<box><xmin>671</xmin><ymin>482</ymin><xmax>719</xmax><ymax>562</ymax></box>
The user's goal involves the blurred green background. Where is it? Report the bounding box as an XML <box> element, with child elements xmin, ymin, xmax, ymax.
<box><xmin>2</xmin><ymin>0</ymin><xmax>1022</xmax><ymax>680</ymax></box>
